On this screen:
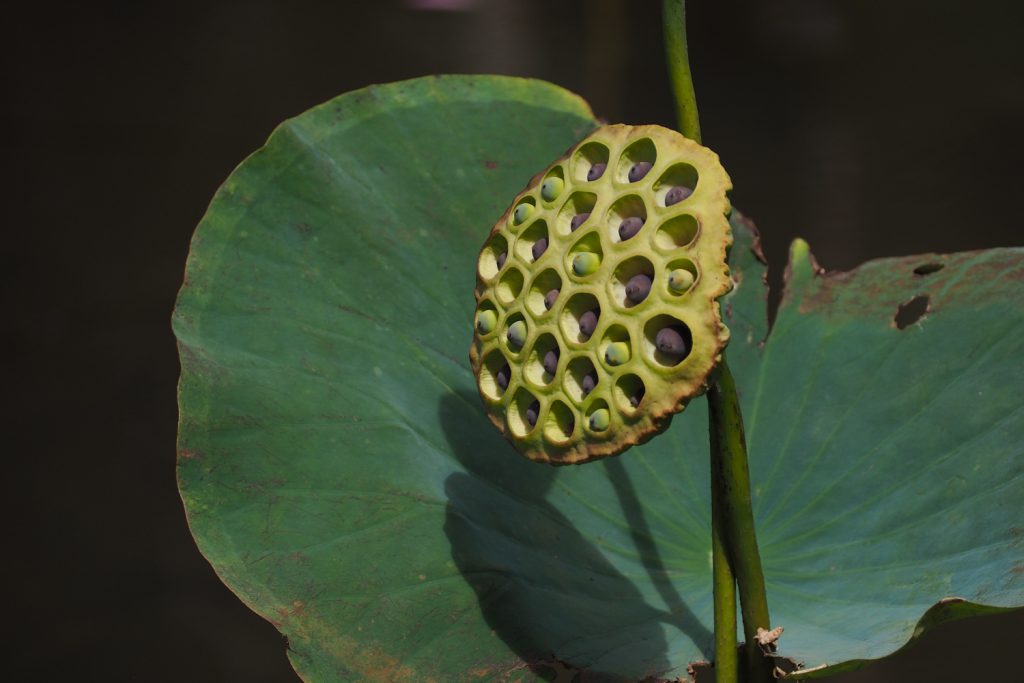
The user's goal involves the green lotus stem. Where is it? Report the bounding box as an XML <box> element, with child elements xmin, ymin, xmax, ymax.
<box><xmin>662</xmin><ymin>0</ymin><xmax>702</xmax><ymax>144</ymax></box>
<box><xmin>710</xmin><ymin>457</ymin><xmax>739</xmax><ymax>683</ymax></box>
<box><xmin>708</xmin><ymin>358</ymin><xmax>773</xmax><ymax>682</ymax></box>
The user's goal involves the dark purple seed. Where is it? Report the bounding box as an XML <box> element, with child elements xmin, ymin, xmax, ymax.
<box><xmin>629</xmin><ymin>384</ymin><xmax>646</xmax><ymax>408</ymax></box>
<box><xmin>565</xmin><ymin>417</ymin><xmax>575</xmax><ymax>435</ymax></box>
<box><xmin>542</xmin><ymin>349</ymin><xmax>559</xmax><ymax>376</ymax></box>
<box><xmin>618</xmin><ymin>216</ymin><xmax>645</xmax><ymax>241</ymax></box>
<box><xmin>543</xmin><ymin>288</ymin><xmax>559</xmax><ymax>310</ymax></box>
<box><xmin>628</xmin><ymin>161</ymin><xmax>653</xmax><ymax>182</ymax></box>
<box><xmin>665</xmin><ymin>186</ymin><xmax>693</xmax><ymax>206</ymax></box>
<box><xmin>525</xmin><ymin>400</ymin><xmax>540</xmax><ymax>427</ymax></box>
<box><xmin>656</xmin><ymin>327</ymin><xmax>689</xmax><ymax>356</ymax></box>
<box><xmin>624</xmin><ymin>273</ymin><xmax>652</xmax><ymax>304</ymax></box>
<box><xmin>496</xmin><ymin>251</ymin><xmax>507</xmax><ymax>270</ymax></box>
<box><xmin>570</xmin><ymin>212</ymin><xmax>591</xmax><ymax>231</ymax></box>
<box><xmin>581</xmin><ymin>369</ymin><xmax>598</xmax><ymax>396</ymax></box>
<box><xmin>578</xmin><ymin>309</ymin><xmax>599</xmax><ymax>338</ymax></box>
<box><xmin>496</xmin><ymin>363</ymin><xmax>511</xmax><ymax>390</ymax></box>
<box><xmin>532</xmin><ymin>237</ymin><xmax>548</xmax><ymax>261</ymax></box>
<box><xmin>587</xmin><ymin>162</ymin><xmax>607</xmax><ymax>181</ymax></box>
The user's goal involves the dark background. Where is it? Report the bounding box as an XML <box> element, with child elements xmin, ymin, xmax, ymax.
<box><xmin>7</xmin><ymin>0</ymin><xmax>1023</xmax><ymax>680</ymax></box>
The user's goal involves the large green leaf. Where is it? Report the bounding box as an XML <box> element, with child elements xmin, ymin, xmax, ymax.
<box><xmin>175</xmin><ymin>75</ymin><xmax>1024</xmax><ymax>681</ymax></box>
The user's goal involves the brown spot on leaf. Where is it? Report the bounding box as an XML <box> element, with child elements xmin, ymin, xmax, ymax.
<box><xmin>484</xmin><ymin>160</ymin><xmax>498</xmax><ymax>170</ymax></box>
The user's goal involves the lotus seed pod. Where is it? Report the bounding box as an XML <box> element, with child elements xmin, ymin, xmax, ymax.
<box><xmin>656</xmin><ymin>327</ymin><xmax>689</xmax><ymax>357</ymax></box>
<box><xmin>476</xmin><ymin>309</ymin><xmax>497</xmax><ymax>334</ymax></box>
<box><xmin>589</xmin><ymin>408</ymin><xmax>610</xmax><ymax>431</ymax></box>
<box><xmin>625</xmin><ymin>273</ymin><xmax>652</xmax><ymax>303</ymax></box>
<box><xmin>532</xmin><ymin>237</ymin><xmax>548</xmax><ymax>261</ymax></box>
<box><xmin>570</xmin><ymin>212</ymin><xmax>590</xmax><ymax>232</ymax></box>
<box><xmin>668</xmin><ymin>268</ymin><xmax>695</xmax><ymax>293</ymax></box>
<box><xmin>471</xmin><ymin>123</ymin><xmax>734</xmax><ymax>464</ymax></box>
<box><xmin>542</xmin><ymin>349</ymin><xmax>559</xmax><ymax>376</ymax></box>
<box><xmin>578</xmin><ymin>309</ymin><xmax>599</xmax><ymax>338</ymax></box>
<box><xmin>665</xmin><ymin>185</ymin><xmax>693</xmax><ymax>206</ymax></box>
<box><xmin>513</xmin><ymin>203</ymin><xmax>534</xmax><ymax>225</ymax></box>
<box><xmin>618</xmin><ymin>216</ymin><xmax>644</xmax><ymax>241</ymax></box>
<box><xmin>543</xmin><ymin>288</ymin><xmax>560</xmax><ymax>310</ymax></box>
<box><xmin>628</xmin><ymin>161</ymin><xmax>653</xmax><ymax>182</ymax></box>
<box><xmin>507</xmin><ymin>320</ymin><xmax>527</xmax><ymax>349</ymax></box>
<box><xmin>526</xmin><ymin>399</ymin><xmax>540</xmax><ymax>427</ymax></box>
<box><xmin>541</xmin><ymin>176</ymin><xmax>564</xmax><ymax>201</ymax></box>
<box><xmin>572</xmin><ymin>252</ymin><xmax>601</xmax><ymax>276</ymax></box>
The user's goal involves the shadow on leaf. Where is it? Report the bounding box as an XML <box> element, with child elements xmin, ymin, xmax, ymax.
<box><xmin>440</xmin><ymin>390</ymin><xmax>708</xmax><ymax>681</ymax></box>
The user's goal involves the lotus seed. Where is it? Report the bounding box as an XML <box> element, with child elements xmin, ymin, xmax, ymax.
<box><xmin>628</xmin><ymin>161</ymin><xmax>653</xmax><ymax>182</ymax></box>
<box><xmin>475</xmin><ymin>309</ymin><xmax>497</xmax><ymax>334</ymax></box>
<box><xmin>625</xmin><ymin>273</ymin><xmax>652</xmax><ymax>304</ymax></box>
<box><xmin>668</xmin><ymin>268</ymin><xmax>695</xmax><ymax>293</ymax></box>
<box><xmin>496</xmin><ymin>362</ymin><xmax>511</xmax><ymax>390</ymax></box>
<box><xmin>542</xmin><ymin>348</ymin><xmax>559</xmax><ymax>376</ymax></box>
<box><xmin>570</xmin><ymin>212</ymin><xmax>590</xmax><ymax>231</ymax></box>
<box><xmin>605</xmin><ymin>341</ymin><xmax>631</xmax><ymax>366</ymax></box>
<box><xmin>513</xmin><ymin>203</ymin><xmax>534</xmax><ymax>225</ymax></box>
<box><xmin>541</xmin><ymin>177</ymin><xmax>564</xmax><ymax>201</ymax></box>
<box><xmin>618</xmin><ymin>216</ymin><xmax>645</xmax><ymax>241</ymax></box>
<box><xmin>587</xmin><ymin>162</ymin><xmax>607</xmax><ymax>181</ymax></box>
<box><xmin>532</xmin><ymin>237</ymin><xmax>548</xmax><ymax>261</ymax></box>
<box><xmin>629</xmin><ymin>384</ymin><xmax>645</xmax><ymax>408</ymax></box>
<box><xmin>665</xmin><ymin>186</ymin><xmax>693</xmax><ymax>206</ymax></box>
<box><xmin>526</xmin><ymin>399</ymin><xmax>540</xmax><ymax>427</ymax></box>
<box><xmin>496</xmin><ymin>251</ymin><xmax>507</xmax><ymax>270</ymax></box>
<box><xmin>572</xmin><ymin>252</ymin><xmax>601</xmax><ymax>276</ymax></box>
<box><xmin>656</xmin><ymin>327</ymin><xmax>688</xmax><ymax>357</ymax></box>
<box><xmin>589</xmin><ymin>408</ymin><xmax>610</xmax><ymax>431</ymax></box>
<box><xmin>543</xmin><ymin>288</ymin><xmax>559</xmax><ymax>310</ymax></box>
<box><xmin>581</xmin><ymin>369</ymin><xmax>598</xmax><ymax>396</ymax></box>
<box><xmin>507</xmin><ymin>320</ymin><xmax>527</xmax><ymax>349</ymax></box>
<box><xmin>578</xmin><ymin>308</ymin><xmax>599</xmax><ymax>338</ymax></box>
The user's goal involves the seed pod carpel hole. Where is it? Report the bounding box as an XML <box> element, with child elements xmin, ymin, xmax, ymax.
<box><xmin>613</xmin><ymin>374</ymin><xmax>646</xmax><ymax>413</ymax></box>
<box><xmin>508</xmin><ymin>388</ymin><xmax>541</xmax><ymax>438</ymax></box>
<box><xmin>666</xmin><ymin>257</ymin><xmax>699</xmax><ymax>295</ymax></box>
<box><xmin>561</xmin><ymin>293</ymin><xmax>601</xmax><ymax>344</ymax></box>
<box><xmin>510</xmin><ymin>197</ymin><xmax>536</xmax><ymax>229</ymax></box>
<box><xmin>540</xmin><ymin>166</ymin><xmax>565</xmax><ymax>204</ymax></box>
<box><xmin>643</xmin><ymin>315</ymin><xmax>693</xmax><ymax>368</ymax></box>
<box><xmin>479</xmin><ymin>350</ymin><xmax>513</xmax><ymax>401</ymax></box>
<box><xmin>616</xmin><ymin>137</ymin><xmax>657</xmax><ymax>185</ymax></box>
<box><xmin>544</xmin><ymin>400</ymin><xmax>576</xmax><ymax>444</ymax></box>
<box><xmin>611</xmin><ymin>256</ymin><xmax>656</xmax><ymax>309</ymax></box>
<box><xmin>607</xmin><ymin>194</ymin><xmax>648</xmax><ymax>245</ymax></box>
<box><xmin>496</xmin><ymin>266</ymin><xmax>525</xmax><ymax>305</ymax></box>
<box><xmin>654</xmin><ymin>214</ymin><xmax>700</xmax><ymax>252</ymax></box>
<box><xmin>585</xmin><ymin>399</ymin><xmax>612</xmax><ymax>435</ymax></box>
<box><xmin>599</xmin><ymin>324</ymin><xmax>632</xmax><ymax>369</ymax></box>
<box><xmin>503</xmin><ymin>312</ymin><xmax>528</xmax><ymax>355</ymax></box>
<box><xmin>524</xmin><ymin>334</ymin><xmax>561</xmax><ymax>387</ymax></box>
<box><xmin>557</xmin><ymin>191</ymin><xmax>598</xmax><ymax>237</ymax></box>
<box><xmin>567</xmin><ymin>232</ymin><xmax>604</xmax><ymax>279</ymax></box>
<box><xmin>564</xmin><ymin>355</ymin><xmax>599</xmax><ymax>404</ymax></box>
<box><xmin>515</xmin><ymin>219</ymin><xmax>550</xmax><ymax>265</ymax></box>
<box><xmin>478</xmin><ymin>234</ymin><xmax>508</xmax><ymax>281</ymax></box>
<box><xmin>474</xmin><ymin>300</ymin><xmax>499</xmax><ymax>336</ymax></box>
<box><xmin>572</xmin><ymin>141</ymin><xmax>611</xmax><ymax>183</ymax></box>
<box><xmin>654</xmin><ymin>162</ymin><xmax>699</xmax><ymax>207</ymax></box>
<box><xmin>526</xmin><ymin>269</ymin><xmax>563</xmax><ymax>317</ymax></box>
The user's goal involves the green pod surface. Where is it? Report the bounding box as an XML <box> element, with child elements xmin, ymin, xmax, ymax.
<box><xmin>471</xmin><ymin>124</ymin><xmax>733</xmax><ymax>464</ymax></box>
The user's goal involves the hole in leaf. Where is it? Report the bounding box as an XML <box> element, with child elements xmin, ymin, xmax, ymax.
<box><xmin>895</xmin><ymin>295</ymin><xmax>930</xmax><ymax>329</ymax></box>
<box><xmin>913</xmin><ymin>262</ymin><xmax>945</xmax><ymax>276</ymax></box>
